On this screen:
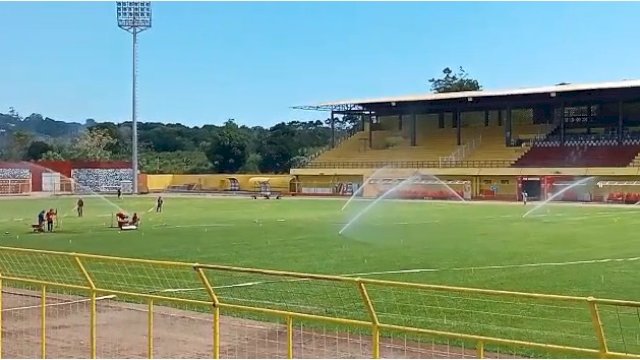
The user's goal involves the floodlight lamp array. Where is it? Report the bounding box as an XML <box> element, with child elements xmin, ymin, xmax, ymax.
<box><xmin>117</xmin><ymin>1</ymin><xmax>152</xmax><ymax>29</ymax></box>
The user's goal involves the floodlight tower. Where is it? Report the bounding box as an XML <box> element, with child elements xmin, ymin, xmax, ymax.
<box><xmin>116</xmin><ymin>1</ymin><xmax>151</xmax><ymax>194</ymax></box>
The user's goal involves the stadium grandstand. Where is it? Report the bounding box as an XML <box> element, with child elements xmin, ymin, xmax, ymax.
<box><xmin>290</xmin><ymin>79</ymin><xmax>640</xmax><ymax>202</ymax></box>
<box><xmin>294</xmin><ymin>79</ymin><xmax>640</xmax><ymax>169</ymax></box>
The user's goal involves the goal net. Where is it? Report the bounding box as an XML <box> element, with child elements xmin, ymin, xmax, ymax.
<box><xmin>0</xmin><ymin>179</ymin><xmax>31</xmax><ymax>196</ymax></box>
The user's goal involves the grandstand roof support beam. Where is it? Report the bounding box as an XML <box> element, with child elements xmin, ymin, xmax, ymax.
<box><xmin>484</xmin><ymin>110</ymin><xmax>490</xmax><ymax>127</ymax></box>
<box><xmin>618</xmin><ymin>101</ymin><xmax>624</xmax><ymax>145</ymax></box>
<box><xmin>292</xmin><ymin>103</ymin><xmax>367</xmax><ymax>114</ymax></box>
<box><xmin>411</xmin><ymin>112</ymin><xmax>417</xmax><ymax>146</ymax></box>
<box><xmin>505</xmin><ymin>107</ymin><xmax>512</xmax><ymax>147</ymax></box>
<box><xmin>455</xmin><ymin>109</ymin><xmax>461</xmax><ymax>146</ymax></box>
<box><xmin>368</xmin><ymin>114</ymin><xmax>373</xmax><ymax>149</ymax></box>
<box><xmin>560</xmin><ymin>102</ymin><xmax>566</xmax><ymax>145</ymax></box>
<box><xmin>330</xmin><ymin>111</ymin><xmax>335</xmax><ymax>148</ymax></box>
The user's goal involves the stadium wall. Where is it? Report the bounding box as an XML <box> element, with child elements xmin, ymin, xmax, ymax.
<box><xmin>0</xmin><ymin>161</ymin><xmax>132</xmax><ymax>192</ymax></box>
<box><xmin>289</xmin><ymin>167</ymin><xmax>640</xmax><ymax>201</ymax></box>
<box><xmin>1</xmin><ymin>246</ymin><xmax>639</xmax><ymax>359</ymax></box>
<box><xmin>143</xmin><ymin>174</ymin><xmax>296</xmax><ymax>193</ymax></box>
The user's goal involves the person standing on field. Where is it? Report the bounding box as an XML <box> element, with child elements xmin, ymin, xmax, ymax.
<box><xmin>117</xmin><ymin>188</ymin><xmax>122</xmax><ymax>199</ymax></box>
<box><xmin>46</xmin><ymin>209</ymin><xmax>56</xmax><ymax>232</ymax></box>
<box><xmin>37</xmin><ymin>210</ymin><xmax>46</xmax><ymax>230</ymax></box>
<box><xmin>77</xmin><ymin>198</ymin><xmax>84</xmax><ymax>217</ymax></box>
<box><xmin>522</xmin><ymin>190</ymin><xmax>528</xmax><ymax>205</ymax></box>
<box><xmin>156</xmin><ymin>196</ymin><xmax>163</xmax><ymax>213</ymax></box>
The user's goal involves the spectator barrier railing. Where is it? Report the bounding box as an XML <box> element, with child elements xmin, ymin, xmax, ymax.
<box><xmin>304</xmin><ymin>160</ymin><xmax>514</xmax><ymax>169</ymax></box>
<box><xmin>0</xmin><ymin>246</ymin><xmax>640</xmax><ymax>358</ymax></box>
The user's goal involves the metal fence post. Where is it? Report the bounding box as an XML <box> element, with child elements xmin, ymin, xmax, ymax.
<box><xmin>194</xmin><ymin>266</ymin><xmax>221</xmax><ymax>359</ymax></box>
<box><xmin>587</xmin><ymin>297</ymin><xmax>609</xmax><ymax>358</ymax></box>
<box><xmin>476</xmin><ymin>340</ymin><xmax>484</xmax><ymax>359</ymax></box>
<box><xmin>74</xmin><ymin>256</ymin><xmax>97</xmax><ymax>359</ymax></box>
<box><xmin>0</xmin><ymin>273</ymin><xmax>3</xmax><ymax>360</ymax></box>
<box><xmin>41</xmin><ymin>285</ymin><xmax>46</xmax><ymax>359</ymax></box>
<box><xmin>148</xmin><ymin>299</ymin><xmax>154</xmax><ymax>359</ymax></box>
<box><xmin>357</xmin><ymin>281</ymin><xmax>380</xmax><ymax>359</ymax></box>
<box><xmin>287</xmin><ymin>315</ymin><xmax>293</xmax><ymax>359</ymax></box>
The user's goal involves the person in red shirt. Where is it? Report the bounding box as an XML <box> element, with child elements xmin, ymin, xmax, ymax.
<box><xmin>115</xmin><ymin>211</ymin><xmax>128</xmax><ymax>229</ymax></box>
<box><xmin>46</xmin><ymin>209</ymin><xmax>56</xmax><ymax>232</ymax></box>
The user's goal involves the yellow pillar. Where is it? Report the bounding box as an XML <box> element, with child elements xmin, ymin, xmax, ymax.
<box><xmin>41</xmin><ymin>286</ymin><xmax>46</xmax><ymax>359</ymax></box>
<box><xmin>287</xmin><ymin>316</ymin><xmax>293</xmax><ymax>359</ymax></box>
<box><xmin>148</xmin><ymin>300</ymin><xmax>154</xmax><ymax>359</ymax></box>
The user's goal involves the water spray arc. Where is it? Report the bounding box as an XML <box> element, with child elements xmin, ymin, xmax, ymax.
<box><xmin>419</xmin><ymin>175</ymin><xmax>467</xmax><ymax>202</ymax></box>
<box><xmin>522</xmin><ymin>176</ymin><xmax>597</xmax><ymax>218</ymax></box>
<box><xmin>22</xmin><ymin>162</ymin><xmax>126</xmax><ymax>216</ymax></box>
<box><xmin>339</xmin><ymin>171</ymin><xmax>469</xmax><ymax>235</ymax></box>
<box><xmin>339</xmin><ymin>173</ymin><xmax>422</xmax><ymax>235</ymax></box>
<box><xmin>341</xmin><ymin>167</ymin><xmax>390</xmax><ymax>212</ymax></box>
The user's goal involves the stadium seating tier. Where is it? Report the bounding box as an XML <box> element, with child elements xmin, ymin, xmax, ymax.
<box><xmin>513</xmin><ymin>145</ymin><xmax>640</xmax><ymax>167</ymax></box>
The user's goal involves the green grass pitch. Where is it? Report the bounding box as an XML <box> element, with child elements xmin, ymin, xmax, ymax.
<box><xmin>0</xmin><ymin>194</ymin><xmax>639</xmax><ymax>356</ymax></box>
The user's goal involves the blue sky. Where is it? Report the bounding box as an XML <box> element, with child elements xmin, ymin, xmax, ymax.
<box><xmin>1</xmin><ymin>1</ymin><xmax>640</xmax><ymax>127</ymax></box>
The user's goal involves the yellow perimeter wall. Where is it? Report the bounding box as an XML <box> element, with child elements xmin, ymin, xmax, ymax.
<box><xmin>146</xmin><ymin>168</ymin><xmax>640</xmax><ymax>198</ymax></box>
<box><xmin>144</xmin><ymin>174</ymin><xmax>296</xmax><ymax>192</ymax></box>
<box><xmin>290</xmin><ymin>167</ymin><xmax>640</xmax><ymax>199</ymax></box>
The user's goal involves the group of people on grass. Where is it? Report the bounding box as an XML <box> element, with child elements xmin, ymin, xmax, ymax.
<box><xmin>34</xmin><ymin>195</ymin><xmax>164</xmax><ymax>233</ymax></box>
<box><xmin>35</xmin><ymin>209</ymin><xmax>57</xmax><ymax>232</ymax></box>
<box><xmin>115</xmin><ymin>211</ymin><xmax>140</xmax><ymax>229</ymax></box>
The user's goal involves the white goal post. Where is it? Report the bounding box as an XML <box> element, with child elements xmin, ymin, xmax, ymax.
<box><xmin>0</xmin><ymin>179</ymin><xmax>31</xmax><ymax>196</ymax></box>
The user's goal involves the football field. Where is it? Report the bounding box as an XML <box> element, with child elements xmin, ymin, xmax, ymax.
<box><xmin>0</xmin><ymin>194</ymin><xmax>639</xmax><ymax>356</ymax></box>
<box><xmin>0</xmin><ymin>195</ymin><xmax>638</xmax><ymax>296</ymax></box>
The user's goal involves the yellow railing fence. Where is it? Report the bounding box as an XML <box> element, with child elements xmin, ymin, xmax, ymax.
<box><xmin>0</xmin><ymin>246</ymin><xmax>640</xmax><ymax>358</ymax></box>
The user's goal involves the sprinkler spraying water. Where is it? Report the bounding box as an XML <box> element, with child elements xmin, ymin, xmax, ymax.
<box><xmin>339</xmin><ymin>171</ymin><xmax>466</xmax><ymax>235</ymax></box>
<box><xmin>21</xmin><ymin>161</ymin><xmax>127</xmax><ymax>214</ymax></box>
<box><xmin>341</xmin><ymin>166</ymin><xmax>390</xmax><ymax>212</ymax></box>
<box><xmin>339</xmin><ymin>174</ymin><xmax>421</xmax><ymax>235</ymax></box>
<box><xmin>522</xmin><ymin>176</ymin><xmax>596</xmax><ymax>218</ymax></box>
<box><xmin>338</xmin><ymin>175</ymin><xmax>419</xmax><ymax>235</ymax></box>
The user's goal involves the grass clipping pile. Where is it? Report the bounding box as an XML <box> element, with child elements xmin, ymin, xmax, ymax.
<box><xmin>0</xmin><ymin>288</ymin><xmax>515</xmax><ymax>359</ymax></box>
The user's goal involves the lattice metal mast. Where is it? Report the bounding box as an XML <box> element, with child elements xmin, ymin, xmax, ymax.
<box><xmin>116</xmin><ymin>1</ymin><xmax>151</xmax><ymax>194</ymax></box>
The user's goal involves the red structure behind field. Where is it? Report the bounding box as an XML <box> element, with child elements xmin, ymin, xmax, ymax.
<box><xmin>0</xmin><ymin>160</ymin><xmax>132</xmax><ymax>192</ymax></box>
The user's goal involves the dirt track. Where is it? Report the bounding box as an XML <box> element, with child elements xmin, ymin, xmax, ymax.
<box><xmin>1</xmin><ymin>289</ymin><xmax>520</xmax><ymax>359</ymax></box>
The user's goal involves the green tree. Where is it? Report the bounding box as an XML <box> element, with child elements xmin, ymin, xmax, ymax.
<box><xmin>326</xmin><ymin>115</ymin><xmax>360</xmax><ymax>132</ymax></box>
<box><xmin>8</xmin><ymin>131</ymin><xmax>33</xmax><ymax>160</ymax></box>
<box><xmin>428</xmin><ymin>67</ymin><xmax>481</xmax><ymax>93</ymax></box>
<box><xmin>258</xmin><ymin>123</ymin><xmax>298</xmax><ymax>173</ymax></box>
<box><xmin>205</xmin><ymin>120</ymin><xmax>249</xmax><ymax>173</ymax></box>
<box><xmin>240</xmin><ymin>153</ymin><xmax>262</xmax><ymax>173</ymax></box>
<box><xmin>69</xmin><ymin>128</ymin><xmax>116</xmax><ymax>161</ymax></box>
<box><xmin>88</xmin><ymin>122</ymin><xmax>120</xmax><ymax>151</ymax></box>
<box><xmin>41</xmin><ymin>150</ymin><xmax>65</xmax><ymax>161</ymax></box>
<box><xmin>25</xmin><ymin>141</ymin><xmax>53</xmax><ymax>161</ymax></box>
<box><xmin>140</xmin><ymin>150</ymin><xmax>211</xmax><ymax>174</ymax></box>
<box><xmin>7</xmin><ymin>107</ymin><xmax>20</xmax><ymax>119</ymax></box>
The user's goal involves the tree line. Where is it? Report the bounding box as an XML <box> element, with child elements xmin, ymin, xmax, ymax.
<box><xmin>0</xmin><ymin>67</ymin><xmax>479</xmax><ymax>174</ymax></box>
<box><xmin>0</xmin><ymin>115</ymin><xmax>357</xmax><ymax>174</ymax></box>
